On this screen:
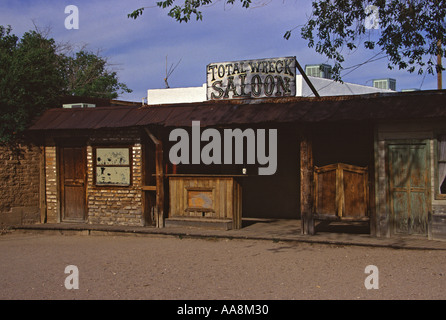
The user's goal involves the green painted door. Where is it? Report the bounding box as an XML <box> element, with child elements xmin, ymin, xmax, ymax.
<box><xmin>388</xmin><ymin>141</ymin><xmax>430</xmax><ymax>236</ymax></box>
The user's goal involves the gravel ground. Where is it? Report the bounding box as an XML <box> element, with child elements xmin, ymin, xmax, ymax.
<box><xmin>0</xmin><ymin>231</ymin><xmax>445</xmax><ymax>300</ymax></box>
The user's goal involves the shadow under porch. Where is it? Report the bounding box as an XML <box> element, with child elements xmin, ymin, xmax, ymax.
<box><xmin>147</xmin><ymin>122</ymin><xmax>375</xmax><ymax>236</ymax></box>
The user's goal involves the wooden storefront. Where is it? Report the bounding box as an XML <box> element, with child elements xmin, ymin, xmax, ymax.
<box><xmin>25</xmin><ymin>90</ymin><xmax>446</xmax><ymax>241</ymax></box>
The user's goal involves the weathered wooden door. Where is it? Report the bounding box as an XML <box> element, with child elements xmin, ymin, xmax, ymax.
<box><xmin>388</xmin><ymin>141</ymin><xmax>430</xmax><ymax>236</ymax></box>
<box><xmin>314</xmin><ymin>163</ymin><xmax>369</xmax><ymax>220</ymax></box>
<box><xmin>60</xmin><ymin>146</ymin><xmax>87</xmax><ymax>221</ymax></box>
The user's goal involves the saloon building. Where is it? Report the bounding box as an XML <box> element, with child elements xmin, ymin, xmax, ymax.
<box><xmin>3</xmin><ymin>57</ymin><xmax>446</xmax><ymax>241</ymax></box>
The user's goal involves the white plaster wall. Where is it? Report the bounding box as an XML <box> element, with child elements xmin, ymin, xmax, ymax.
<box><xmin>146</xmin><ymin>76</ymin><xmax>395</xmax><ymax>105</ymax></box>
<box><xmin>147</xmin><ymin>84</ymin><xmax>206</xmax><ymax>105</ymax></box>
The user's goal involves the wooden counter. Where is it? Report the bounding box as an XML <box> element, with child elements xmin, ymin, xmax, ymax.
<box><xmin>167</xmin><ymin>175</ymin><xmax>243</xmax><ymax>229</ymax></box>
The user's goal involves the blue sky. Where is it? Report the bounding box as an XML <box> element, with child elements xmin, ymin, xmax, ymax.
<box><xmin>0</xmin><ymin>0</ymin><xmax>440</xmax><ymax>102</ymax></box>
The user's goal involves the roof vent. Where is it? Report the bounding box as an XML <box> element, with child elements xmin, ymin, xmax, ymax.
<box><xmin>373</xmin><ymin>78</ymin><xmax>396</xmax><ymax>91</ymax></box>
<box><xmin>62</xmin><ymin>103</ymin><xmax>96</xmax><ymax>109</ymax></box>
<box><xmin>305</xmin><ymin>64</ymin><xmax>332</xmax><ymax>79</ymax></box>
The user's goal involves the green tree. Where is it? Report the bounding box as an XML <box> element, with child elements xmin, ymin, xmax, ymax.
<box><xmin>0</xmin><ymin>26</ymin><xmax>132</xmax><ymax>143</ymax></box>
<box><xmin>0</xmin><ymin>26</ymin><xmax>63</xmax><ymax>143</ymax></box>
<box><xmin>61</xmin><ymin>50</ymin><xmax>132</xmax><ymax>99</ymax></box>
<box><xmin>129</xmin><ymin>0</ymin><xmax>446</xmax><ymax>80</ymax></box>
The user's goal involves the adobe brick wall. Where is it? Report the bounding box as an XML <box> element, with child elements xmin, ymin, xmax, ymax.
<box><xmin>0</xmin><ymin>144</ymin><xmax>41</xmax><ymax>225</ymax></box>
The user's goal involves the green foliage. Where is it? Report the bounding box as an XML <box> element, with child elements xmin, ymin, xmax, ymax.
<box><xmin>61</xmin><ymin>51</ymin><xmax>132</xmax><ymax>99</ymax></box>
<box><xmin>128</xmin><ymin>0</ymin><xmax>252</xmax><ymax>22</ymax></box>
<box><xmin>128</xmin><ymin>7</ymin><xmax>146</xmax><ymax>19</ymax></box>
<box><xmin>0</xmin><ymin>26</ymin><xmax>63</xmax><ymax>143</ymax></box>
<box><xmin>293</xmin><ymin>0</ymin><xmax>446</xmax><ymax>80</ymax></box>
<box><xmin>0</xmin><ymin>26</ymin><xmax>132</xmax><ymax>144</ymax></box>
<box><xmin>159</xmin><ymin>0</ymin><xmax>214</xmax><ymax>22</ymax></box>
<box><xmin>132</xmin><ymin>0</ymin><xmax>446</xmax><ymax>81</ymax></box>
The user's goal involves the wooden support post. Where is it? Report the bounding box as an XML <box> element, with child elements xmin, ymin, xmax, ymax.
<box><xmin>155</xmin><ymin>142</ymin><xmax>164</xmax><ymax>228</ymax></box>
<box><xmin>300</xmin><ymin>131</ymin><xmax>315</xmax><ymax>235</ymax></box>
<box><xmin>144</xmin><ymin>127</ymin><xmax>164</xmax><ymax>228</ymax></box>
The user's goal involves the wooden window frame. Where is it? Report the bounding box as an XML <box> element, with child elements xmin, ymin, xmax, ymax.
<box><xmin>93</xmin><ymin>146</ymin><xmax>133</xmax><ymax>187</ymax></box>
<box><xmin>435</xmin><ymin>135</ymin><xmax>446</xmax><ymax>200</ymax></box>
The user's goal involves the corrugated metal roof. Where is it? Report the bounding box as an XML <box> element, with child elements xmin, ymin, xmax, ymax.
<box><xmin>28</xmin><ymin>90</ymin><xmax>446</xmax><ymax>131</ymax></box>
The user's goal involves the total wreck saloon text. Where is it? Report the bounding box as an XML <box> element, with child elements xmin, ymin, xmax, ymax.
<box><xmin>206</xmin><ymin>57</ymin><xmax>296</xmax><ymax>100</ymax></box>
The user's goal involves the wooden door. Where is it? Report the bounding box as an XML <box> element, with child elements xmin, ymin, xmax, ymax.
<box><xmin>342</xmin><ymin>165</ymin><xmax>369</xmax><ymax>219</ymax></box>
<box><xmin>388</xmin><ymin>142</ymin><xmax>430</xmax><ymax>236</ymax></box>
<box><xmin>314</xmin><ymin>163</ymin><xmax>368</xmax><ymax>220</ymax></box>
<box><xmin>60</xmin><ymin>146</ymin><xmax>87</xmax><ymax>221</ymax></box>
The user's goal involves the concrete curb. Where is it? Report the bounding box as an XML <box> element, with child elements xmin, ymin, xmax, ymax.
<box><xmin>9</xmin><ymin>223</ymin><xmax>446</xmax><ymax>251</ymax></box>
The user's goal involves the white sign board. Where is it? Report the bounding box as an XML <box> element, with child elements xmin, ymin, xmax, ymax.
<box><xmin>95</xmin><ymin>148</ymin><xmax>131</xmax><ymax>186</ymax></box>
<box><xmin>206</xmin><ymin>56</ymin><xmax>296</xmax><ymax>100</ymax></box>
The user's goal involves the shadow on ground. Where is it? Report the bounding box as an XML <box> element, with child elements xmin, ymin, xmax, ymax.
<box><xmin>315</xmin><ymin>220</ymin><xmax>369</xmax><ymax>235</ymax></box>
<box><xmin>242</xmin><ymin>218</ymin><xmax>370</xmax><ymax>235</ymax></box>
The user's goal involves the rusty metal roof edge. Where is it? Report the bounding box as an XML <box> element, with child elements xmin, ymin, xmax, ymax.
<box><xmin>32</xmin><ymin>89</ymin><xmax>446</xmax><ymax>113</ymax></box>
<box><xmin>92</xmin><ymin>107</ymin><xmax>137</xmax><ymax>129</ymax></box>
<box><xmin>27</xmin><ymin>89</ymin><xmax>446</xmax><ymax>131</ymax></box>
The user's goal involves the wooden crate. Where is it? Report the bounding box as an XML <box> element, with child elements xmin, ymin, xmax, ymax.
<box><xmin>314</xmin><ymin>163</ymin><xmax>369</xmax><ymax>220</ymax></box>
<box><xmin>168</xmin><ymin>175</ymin><xmax>242</xmax><ymax>229</ymax></box>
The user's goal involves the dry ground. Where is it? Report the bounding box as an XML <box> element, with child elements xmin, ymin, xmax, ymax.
<box><xmin>0</xmin><ymin>231</ymin><xmax>445</xmax><ymax>300</ymax></box>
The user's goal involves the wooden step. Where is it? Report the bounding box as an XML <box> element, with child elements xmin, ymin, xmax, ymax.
<box><xmin>165</xmin><ymin>217</ymin><xmax>233</xmax><ymax>230</ymax></box>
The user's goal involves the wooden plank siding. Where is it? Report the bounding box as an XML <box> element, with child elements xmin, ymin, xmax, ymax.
<box><xmin>168</xmin><ymin>176</ymin><xmax>242</xmax><ymax>229</ymax></box>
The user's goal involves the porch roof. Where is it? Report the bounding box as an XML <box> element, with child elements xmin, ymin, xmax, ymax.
<box><xmin>28</xmin><ymin>90</ymin><xmax>446</xmax><ymax>131</ymax></box>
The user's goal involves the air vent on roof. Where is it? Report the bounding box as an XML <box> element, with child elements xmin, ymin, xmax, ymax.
<box><xmin>305</xmin><ymin>64</ymin><xmax>332</xmax><ymax>79</ymax></box>
<box><xmin>373</xmin><ymin>78</ymin><xmax>396</xmax><ymax>91</ymax></box>
<box><xmin>62</xmin><ymin>103</ymin><xmax>96</xmax><ymax>109</ymax></box>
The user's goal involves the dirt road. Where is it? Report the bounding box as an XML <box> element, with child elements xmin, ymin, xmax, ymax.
<box><xmin>0</xmin><ymin>232</ymin><xmax>445</xmax><ymax>300</ymax></box>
